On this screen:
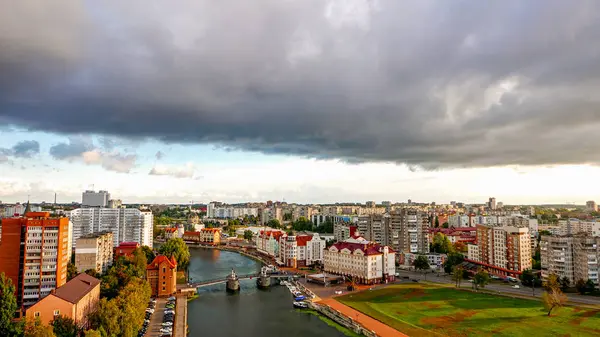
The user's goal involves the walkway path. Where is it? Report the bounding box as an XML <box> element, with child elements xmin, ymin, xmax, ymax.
<box><xmin>319</xmin><ymin>298</ymin><xmax>408</xmax><ymax>337</ymax></box>
<box><xmin>174</xmin><ymin>295</ymin><xmax>187</xmax><ymax>337</ymax></box>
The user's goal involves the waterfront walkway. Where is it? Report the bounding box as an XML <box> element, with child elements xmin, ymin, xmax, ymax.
<box><xmin>174</xmin><ymin>295</ymin><xmax>187</xmax><ymax>337</ymax></box>
<box><xmin>319</xmin><ymin>298</ymin><xmax>408</xmax><ymax>337</ymax></box>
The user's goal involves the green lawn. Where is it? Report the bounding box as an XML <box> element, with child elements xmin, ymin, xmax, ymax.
<box><xmin>337</xmin><ymin>283</ymin><xmax>600</xmax><ymax>337</ymax></box>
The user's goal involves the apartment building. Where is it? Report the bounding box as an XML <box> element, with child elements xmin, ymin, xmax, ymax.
<box><xmin>0</xmin><ymin>212</ymin><xmax>70</xmax><ymax>308</ymax></box>
<box><xmin>323</xmin><ymin>238</ymin><xmax>396</xmax><ymax>284</ymax></box>
<box><xmin>75</xmin><ymin>232</ymin><xmax>114</xmax><ymax>274</ymax></box>
<box><xmin>333</xmin><ymin>223</ymin><xmax>357</xmax><ymax>242</ymax></box>
<box><xmin>181</xmin><ymin>228</ymin><xmax>222</xmax><ymax>245</ymax></box>
<box><xmin>472</xmin><ymin>225</ymin><xmax>531</xmax><ymax>275</ymax></box>
<box><xmin>25</xmin><ymin>273</ymin><xmax>100</xmax><ymax>328</ymax></box>
<box><xmin>357</xmin><ymin>214</ymin><xmax>387</xmax><ymax>245</ymax></box>
<box><xmin>389</xmin><ymin>209</ymin><xmax>430</xmax><ymax>254</ymax></box>
<box><xmin>82</xmin><ymin>190</ymin><xmax>110</xmax><ymax>207</ymax></box>
<box><xmin>255</xmin><ymin>230</ymin><xmax>285</xmax><ymax>257</ymax></box>
<box><xmin>67</xmin><ymin>208</ymin><xmax>153</xmax><ymax>248</ymax></box>
<box><xmin>207</xmin><ymin>203</ymin><xmax>259</xmax><ymax>219</ymax></box>
<box><xmin>540</xmin><ymin>235</ymin><xmax>600</xmax><ymax>285</ymax></box>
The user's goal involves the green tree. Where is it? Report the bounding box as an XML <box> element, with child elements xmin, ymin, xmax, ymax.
<box><xmin>559</xmin><ymin>276</ymin><xmax>570</xmax><ymax>291</ymax></box>
<box><xmin>84</xmin><ymin>269</ymin><xmax>100</xmax><ymax>279</ymax></box>
<box><xmin>432</xmin><ymin>233</ymin><xmax>453</xmax><ymax>254</ymax></box>
<box><xmin>24</xmin><ymin>318</ymin><xmax>55</xmax><ymax>337</ymax></box>
<box><xmin>585</xmin><ymin>279</ymin><xmax>597</xmax><ymax>293</ymax></box>
<box><xmin>472</xmin><ymin>269</ymin><xmax>490</xmax><ymax>291</ymax></box>
<box><xmin>442</xmin><ymin>222</ymin><xmax>449</xmax><ymax>228</ymax></box>
<box><xmin>83</xmin><ymin>330</ymin><xmax>102</xmax><ymax>337</ymax></box>
<box><xmin>66</xmin><ymin>262</ymin><xmax>78</xmax><ymax>281</ymax></box>
<box><xmin>452</xmin><ymin>266</ymin><xmax>464</xmax><ymax>288</ymax></box>
<box><xmin>243</xmin><ymin>230</ymin><xmax>254</xmax><ymax>241</ymax></box>
<box><xmin>413</xmin><ymin>255</ymin><xmax>430</xmax><ymax>279</ymax></box>
<box><xmin>443</xmin><ymin>252</ymin><xmax>464</xmax><ymax>274</ymax></box>
<box><xmin>292</xmin><ymin>217</ymin><xmax>313</xmax><ymax>232</ymax></box>
<box><xmin>435</xmin><ymin>216</ymin><xmax>440</xmax><ymax>228</ymax></box>
<box><xmin>0</xmin><ymin>273</ymin><xmax>18</xmax><ymax>337</ymax></box>
<box><xmin>51</xmin><ymin>316</ymin><xmax>78</xmax><ymax>337</ymax></box>
<box><xmin>141</xmin><ymin>245</ymin><xmax>155</xmax><ymax>263</ymax></box>
<box><xmin>267</xmin><ymin>219</ymin><xmax>281</xmax><ymax>229</ymax></box>
<box><xmin>157</xmin><ymin>238</ymin><xmax>190</xmax><ymax>270</ymax></box>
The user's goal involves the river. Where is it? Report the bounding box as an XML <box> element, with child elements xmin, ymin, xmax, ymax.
<box><xmin>187</xmin><ymin>247</ymin><xmax>349</xmax><ymax>337</ymax></box>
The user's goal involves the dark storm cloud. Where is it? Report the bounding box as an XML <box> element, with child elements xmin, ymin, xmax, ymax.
<box><xmin>1</xmin><ymin>0</ymin><xmax>600</xmax><ymax>168</ymax></box>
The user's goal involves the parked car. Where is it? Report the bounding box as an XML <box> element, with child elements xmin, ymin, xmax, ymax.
<box><xmin>512</xmin><ymin>285</ymin><xmax>520</xmax><ymax>289</ymax></box>
<box><xmin>167</xmin><ymin>296</ymin><xmax>176</xmax><ymax>301</ymax></box>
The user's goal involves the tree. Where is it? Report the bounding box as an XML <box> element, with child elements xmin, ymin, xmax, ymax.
<box><xmin>435</xmin><ymin>216</ymin><xmax>440</xmax><ymax>228</ymax></box>
<box><xmin>157</xmin><ymin>238</ymin><xmax>190</xmax><ymax>270</ymax></box>
<box><xmin>83</xmin><ymin>330</ymin><xmax>102</xmax><ymax>337</ymax></box>
<box><xmin>84</xmin><ymin>269</ymin><xmax>100</xmax><ymax>279</ymax></box>
<box><xmin>443</xmin><ymin>252</ymin><xmax>464</xmax><ymax>274</ymax></box>
<box><xmin>542</xmin><ymin>289</ymin><xmax>568</xmax><ymax>316</ymax></box>
<box><xmin>131</xmin><ymin>248</ymin><xmax>148</xmax><ymax>278</ymax></box>
<box><xmin>452</xmin><ymin>266</ymin><xmax>464</xmax><ymax>288</ymax></box>
<box><xmin>140</xmin><ymin>246</ymin><xmax>155</xmax><ymax>263</ymax></box>
<box><xmin>315</xmin><ymin>220</ymin><xmax>334</xmax><ymax>234</ymax></box>
<box><xmin>585</xmin><ymin>279</ymin><xmax>597</xmax><ymax>293</ymax></box>
<box><xmin>542</xmin><ymin>274</ymin><xmax>568</xmax><ymax>316</ymax></box>
<box><xmin>66</xmin><ymin>262</ymin><xmax>78</xmax><ymax>281</ymax></box>
<box><xmin>24</xmin><ymin>318</ymin><xmax>55</xmax><ymax>337</ymax></box>
<box><xmin>243</xmin><ymin>230</ymin><xmax>254</xmax><ymax>241</ymax></box>
<box><xmin>559</xmin><ymin>276</ymin><xmax>570</xmax><ymax>291</ymax></box>
<box><xmin>267</xmin><ymin>219</ymin><xmax>281</xmax><ymax>229</ymax></box>
<box><xmin>432</xmin><ymin>233</ymin><xmax>454</xmax><ymax>254</ymax></box>
<box><xmin>576</xmin><ymin>279</ymin><xmax>587</xmax><ymax>294</ymax></box>
<box><xmin>51</xmin><ymin>316</ymin><xmax>78</xmax><ymax>337</ymax></box>
<box><xmin>413</xmin><ymin>255</ymin><xmax>430</xmax><ymax>279</ymax></box>
<box><xmin>453</xmin><ymin>242</ymin><xmax>467</xmax><ymax>253</ymax></box>
<box><xmin>442</xmin><ymin>222</ymin><xmax>449</xmax><ymax>228</ymax></box>
<box><xmin>0</xmin><ymin>273</ymin><xmax>19</xmax><ymax>337</ymax></box>
<box><xmin>472</xmin><ymin>269</ymin><xmax>490</xmax><ymax>291</ymax></box>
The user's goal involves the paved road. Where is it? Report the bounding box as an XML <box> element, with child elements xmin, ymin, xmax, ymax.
<box><xmin>174</xmin><ymin>295</ymin><xmax>187</xmax><ymax>337</ymax></box>
<box><xmin>147</xmin><ymin>298</ymin><xmax>167</xmax><ymax>337</ymax></box>
<box><xmin>395</xmin><ymin>269</ymin><xmax>600</xmax><ymax>306</ymax></box>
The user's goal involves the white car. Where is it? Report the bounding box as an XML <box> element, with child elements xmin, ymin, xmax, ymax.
<box><xmin>512</xmin><ymin>285</ymin><xmax>520</xmax><ymax>289</ymax></box>
<box><xmin>160</xmin><ymin>328</ymin><xmax>173</xmax><ymax>333</ymax></box>
<box><xmin>162</xmin><ymin>322</ymin><xmax>173</xmax><ymax>327</ymax></box>
<box><xmin>334</xmin><ymin>290</ymin><xmax>342</xmax><ymax>295</ymax></box>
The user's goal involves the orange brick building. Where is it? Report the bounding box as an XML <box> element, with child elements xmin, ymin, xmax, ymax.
<box><xmin>25</xmin><ymin>273</ymin><xmax>100</xmax><ymax>328</ymax></box>
<box><xmin>146</xmin><ymin>255</ymin><xmax>177</xmax><ymax>297</ymax></box>
<box><xmin>0</xmin><ymin>212</ymin><xmax>70</xmax><ymax>308</ymax></box>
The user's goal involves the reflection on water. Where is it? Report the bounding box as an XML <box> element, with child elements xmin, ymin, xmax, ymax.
<box><xmin>187</xmin><ymin>248</ymin><xmax>348</xmax><ymax>337</ymax></box>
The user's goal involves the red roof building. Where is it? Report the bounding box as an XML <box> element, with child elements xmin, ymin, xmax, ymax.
<box><xmin>114</xmin><ymin>242</ymin><xmax>139</xmax><ymax>260</ymax></box>
<box><xmin>146</xmin><ymin>255</ymin><xmax>177</xmax><ymax>297</ymax></box>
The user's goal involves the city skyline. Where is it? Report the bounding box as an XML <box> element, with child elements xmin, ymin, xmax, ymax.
<box><xmin>2</xmin><ymin>1</ymin><xmax>600</xmax><ymax>204</ymax></box>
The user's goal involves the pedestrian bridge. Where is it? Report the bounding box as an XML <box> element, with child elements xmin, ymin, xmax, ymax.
<box><xmin>188</xmin><ymin>273</ymin><xmax>298</xmax><ymax>288</ymax></box>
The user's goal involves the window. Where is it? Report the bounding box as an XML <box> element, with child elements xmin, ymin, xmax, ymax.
<box><xmin>163</xmin><ymin>267</ymin><xmax>166</xmax><ymax>273</ymax></box>
<box><xmin>34</xmin><ymin>312</ymin><xmax>40</xmax><ymax>317</ymax></box>
<box><xmin>53</xmin><ymin>310</ymin><xmax>60</xmax><ymax>316</ymax></box>
<box><xmin>162</xmin><ymin>286</ymin><xmax>166</xmax><ymax>291</ymax></box>
<box><xmin>163</xmin><ymin>281</ymin><xmax>166</xmax><ymax>285</ymax></box>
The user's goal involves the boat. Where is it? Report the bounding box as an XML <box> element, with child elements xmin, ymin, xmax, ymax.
<box><xmin>294</xmin><ymin>295</ymin><xmax>306</xmax><ymax>301</ymax></box>
<box><xmin>293</xmin><ymin>301</ymin><xmax>308</xmax><ymax>309</ymax></box>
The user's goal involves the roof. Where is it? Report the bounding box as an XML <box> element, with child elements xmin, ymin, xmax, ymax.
<box><xmin>147</xmin><ymin>255</ymin><xmax>177</xmax><ymax>270</ymax></box>
<box><xmin>201</xmin><ymin>228</ymin><xmax>221</xmax><ymax>232</ymax></box>
<box><xmin>53</xmin><ymin>274</ymin><xmax>100</xmax><ymax>304</ymax></box>
<box><xmin>164</xmin><ymin>228</ymin><xmax>177</xmax><ymax>233</ymax></box>
<box><xmin>183</xmin><ymin>231</ymin><xmax>200</xmax><ymax>237</ymax></box>
<box><xmin>329</xmin><ymin>241</ymin><xmax>395</xmax><ymax>255</ymax></box>
<box><xmin>296</xmin><ymin>235</ymin><xmax>313</xmax><ymax>247</ymax></box>
<box><xmin>117</xmin><ymin>242</ymin><xmax>140</xmax><ymax>248</ymax></box>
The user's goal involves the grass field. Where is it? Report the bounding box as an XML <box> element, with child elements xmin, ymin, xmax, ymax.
<box><xmin>337</xmin><ymin>283</ymin><xmax>600</xmax><ymax>337</ymax></box>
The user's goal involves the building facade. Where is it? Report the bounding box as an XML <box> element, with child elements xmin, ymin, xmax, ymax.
<box><xmin>472</xmin><ymin>225</ymin><xmax>531</xmax><ymax>275</ymax></box>
<box><xmin>540</xmin><ymin>235</ymin><xmax>600</xmax><ymax>285</ymax></box>
<box><xmin>67</xmin><ymin>208</ymin><xmax>153</xmax><ymax>248</ymax></box>
<box><xmin>146</xmin><ymin>255</ymin><xmax>177</xmax><ymax>297</ymax></box>
<box><xmin>114</xmin><ymin>241</ymin><xmax>140</xmax><ymax>259</ymax></box>
<box><xmin>389</xmin><ymin>209</ymin><xmax>430</xmax><ymax>254</ymax></box>
<box><xmin>323</xmin><ymin>239</ymin><xmax>396</xmax><ymax>284</ymax></box>
<box><xmin>277</xmin><ymin>233</ymin><xmax>325</xmax><ymax>268</ymax></box>
<box><xmin>25</xmin><ymin>274</ymin><xmax>100</xmax><ymax>328</ymax></box>
<box><xmin>75</xmin><ymin>232</ymin><xmax>114</xmax><ymax>274</ymax></box>
<box><xmin>0</xmin><ymin>212</ymin><xmax>70</xmax><ymax>308</ymax></box>
<box><xmin>82</xmin><ymin>190</ymin><xmax>110</xmax><ymax>208</ymax></box>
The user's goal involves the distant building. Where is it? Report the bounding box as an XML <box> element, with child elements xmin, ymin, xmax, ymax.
<box><xmin>75</xmin><ymin>232</ymin><xmax>114</xmax><ymax>274</ymax></box>
<box><xmin>67</xmin><ymin>208</ymin><xmax>153</xmax><ymax>248</ymax></box>
<box><xmin>278</xmin><ymin>233</ymin><xmax>325</xmax><ymax>268</ymax></box>
<box><xmin>146</xmin><ymin>255</ymin><xmax>177</xmax><ymax>297</ymax></box>
<box><xmin>25</xmin><ymin>274</ymin><xmax>100</xmax><ymax>328</ymax></box>
<box><xmin>163</xmin><ymin>227</ymin><xmax>178</xmax><ymax>239</ymax></box>
<box><xmin>388</xmin><ymin>209</ymin><xmax>430</xmax><ymax>254</ymax></box>
<box><xmin>0</xmin><ymin>212</ymin><xmax>70</xmax><ymax>308</ymax></box>
<box><xmin>472</xmin><ymin>225</ymin><xmax>531</xmax><ymax>276</ymax></box>
<box><xmin>399</xmin><ymin>252</ymin><xmax>446</xmax><ymax>270</ymax></box>
<box><xmin>365</xmin><ymin>201</ymin><xmax>376</xmax><ymax>208</ymax></box>
<box><xmin>82</xmin><ymin>190</ymin><xmax>110</xmax><ymax>208</ymax></box>
<box><xmin>323</xmin><ymin>238</ymin><xmax>395</xmax><ymax>284</ymax></box>
<box><xmin>114</xmin><ymin>242</ymin><xmax>140</xmax><ymax>260</ymax></box>
<box><xmin>107</xmin><ymin>199</ymin><xmax>122</xmax><ymax>209</ymax></box>
<box><xmin>586</xmin><ymin>201</ymin><xmax>598</xmax><ymax>212</ymax></box>
<box><xmin>207</xmin><ymin>202</ymin><xmax>259</xmax><ymax>219</ymax></box>
<box><xmin>488</xmin><ymin>197</ymin><xmax>497</xmax><ymax>210</ymax></box>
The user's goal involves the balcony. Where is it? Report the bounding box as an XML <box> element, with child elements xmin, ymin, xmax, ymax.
<box><xmin>23</xmin><ymin>293</ymin><xmax>40</xmax><ymax>300</ymax></box>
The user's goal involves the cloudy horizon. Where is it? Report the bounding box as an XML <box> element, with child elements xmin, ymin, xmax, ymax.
<box><xmin>2</xmin><ymin>1</ymin><xmax>600</xmax><ymax>204</ymax></box>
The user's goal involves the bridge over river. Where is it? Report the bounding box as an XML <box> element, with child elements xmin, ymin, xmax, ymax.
<box><xmin>188</xmin><ymin>272</ymin><xmax>299</xmax><ymax>288</ymax></box>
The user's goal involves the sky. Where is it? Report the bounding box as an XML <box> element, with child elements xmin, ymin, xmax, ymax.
<box><xmin>1</xmin><ymin>0</ymin><xmax>600</xmax><ymax>205</ymax></box>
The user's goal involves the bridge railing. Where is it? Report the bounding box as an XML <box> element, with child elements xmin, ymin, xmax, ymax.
<box><xmin>189</xmin><ymin>273</ymin><xmax>260</xmax><ymax>287</ymax></box>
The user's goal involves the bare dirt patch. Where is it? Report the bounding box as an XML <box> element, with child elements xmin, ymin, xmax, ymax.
<box><xmin>570</xmin><ymin>309</ymin><xmax>600</xmax><ymax>326</ymax></box>
<box><xmin>402</xmin><ymin>288</ymin><xmax>426</xmax><ymax>300</ymax></box>
<box><xmin>424</xmin><ymin>302</ymin><xmax>441</xmax><ymax>309</ymax></box>
<box><xmin>420</xmin><ymin>310</ymin><xmax>477</xmax><ymax>329</ymax></box>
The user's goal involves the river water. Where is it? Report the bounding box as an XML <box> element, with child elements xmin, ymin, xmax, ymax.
<box><xmin>187</xmin><ymin>247</ymin><xmax>348</xmax><ymax>337</ymax></box>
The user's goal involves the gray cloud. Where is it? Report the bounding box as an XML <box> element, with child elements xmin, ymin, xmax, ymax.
<box><xmin>155</xmin><ymin>151</ymin><xmax>165</xmax><ymax>160</ymax></box>
<box><xmin>1</xmin><ymin>1</ymin><xmax>600</xmax><ymax>168</ymax></box>
<box><xmin>149</xmin><ymin>163</ymin><xmax>195</xmax><ymax>179</ymax></box>
<box><xmin>0</xmin><ymin>140</ymin><xmax>40</xmax><ymax>159</ymax></box>
<box><xmin>49</xmin><ymin>136</ymin><xmax>136</xmax><ymax>173</ymax></box>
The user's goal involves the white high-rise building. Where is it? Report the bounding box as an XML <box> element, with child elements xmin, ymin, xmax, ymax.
<box><xmin>67</xmin><ymin>208</ymin><xmax>153</xmax><ymax>248</ymax></box>
<box><xmin>586</xmin><ymin>201</ymin><xmax>598</xmax><ymax>212</ymax></box>
<box><xmin>82</xmin><ymin>190</ymin><xmax>110</xmax><ymax>207</ymax></box>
